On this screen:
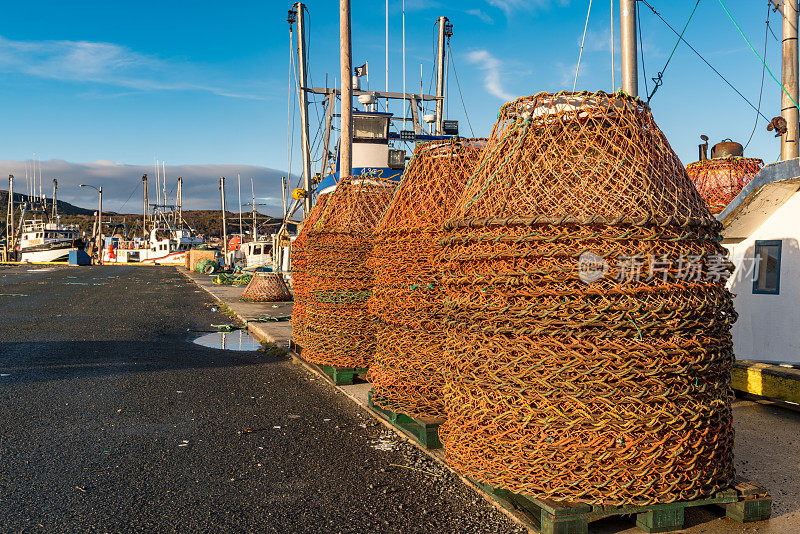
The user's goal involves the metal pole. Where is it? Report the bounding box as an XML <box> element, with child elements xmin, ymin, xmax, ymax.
<box><xmin>142</xmin><ymin>174</ymin><xmax>149</xmax><ymax>238</ymax></box>
<box><xmin>219</xmin><ymin>177</ymin><xmax>228</xmax><ymax>268</ymax></box>
<box><xmin>177</xmin><ymin>176</ymin><xmax>183</xmax><ymax>228</ymax></box>
<box><xmin>7</xmin><ymin>175</ymin><xmax>13</xmax><ymax>258</ymax></box>
<box><xmin>340</xmin><ymin>0</ymin><xmax>353</xmax><ymax>178</ymax></box>
<box><xmin>783</xmin><ymin>0</ymin><xmax>799</xmax><ymax>160</ymax></box>
<box><xmin>619</xmin><ymin>0</ymin><xmax>638</xmax><ymax>97</ymax></box>
<box><xmin>295</xmin><ymin>2</ymin><xmax>313</xmax><ymax>217</ymax></box>
<box><xmin>435</xmin><ymin>16</ymin><xmax>448</xmax><ymax>135</ymax></box>
<box><xmin>97</xmin><ymin>187</ymin><xmax>103</xmax><ymax>259</ymax></box>
<box><xmin>52</xmin><ymin>179</ymin><xmax>57</xmax><ymax>218</ymax></box>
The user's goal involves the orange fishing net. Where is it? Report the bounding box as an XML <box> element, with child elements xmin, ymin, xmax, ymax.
<box><xmin>368</xmin><ymin>139</ymin><xmax>486</xmax><ymax>419</ymax></box>
<box><xmin>438</xmin><ymin>91</ymin><xmax>736</xmax><ymax>506</ymax></box>
<box><xmin>290</xmin><ymin>193</ymin><xmax>330</xmax><ymax>349</ymax></box>
<box><xmin>240</xmin><ymin>272</ymin><xmax>293</xmax><ymax>302</ymax></box>
<box><xmin>686</xmin><ymin>156</ymin><xmax>763</xmax><ymax>214</ymax></box>
<box><xmin>303</xmin><ymin>176</ymin><xmax>398</xmax><ymax>369</ymax></box>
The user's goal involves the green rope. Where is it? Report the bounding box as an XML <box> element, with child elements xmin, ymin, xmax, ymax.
<box><xmin>647</xmin><ymin>0</ymin><xmax>702</xmax><ymax>102</ymax></box>
<box><xmin>716</xmin><ymin>0</ymin><xmax>800</xmax><ymax>111</ymax></box>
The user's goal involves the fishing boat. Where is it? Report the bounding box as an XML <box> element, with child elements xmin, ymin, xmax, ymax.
<box><xmin>278</xmin><ymin>3</ymin><xmax>461</xmax><ymax>259</ymax></box>
<box><xmin>18</xmin><ymin>218</ymin><xmax>82</xmax><ymax>263</ymax></box>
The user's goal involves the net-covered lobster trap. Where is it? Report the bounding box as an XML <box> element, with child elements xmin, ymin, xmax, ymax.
<box><xmin>303</xmin><ymin>176</ymin><xmax>398</xmax><ymax>369</ymax></box>
<box><xmin>368</xmin><ymin>139</ymin><xmax>486</xmax><ymax>419</ymax></box>
<box><xmin>240</xmin><ymin>272</ymin><xmax>293</xmax><ymax>302</ymax></box>
<box><xmin>438</xmin><ymin>91</ymin><xmax>737</xmax><ymax>506</ymax></box>
<box><xmin>290</xmin><ymin>193</ymin><xmax>331</xmax><ymax>349</ymax></box>
<box><xmin>686</xmin><ymin>157</ymin><xmax>763</xmax><ymax>214</ymax></box>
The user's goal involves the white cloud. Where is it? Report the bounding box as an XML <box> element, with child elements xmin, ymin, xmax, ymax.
<box><xmin>466</xmin><ymin>9</ymin><xmax>494</xmax><ymax>24</ymax></box>
<box><xmin>487</xmin><ymin>0</ymin><xmax>570</xmax><ymax>16</ymax></box>
<box><xmin>0</xmin><ymin>35</ymin><xmax>266</xmax><ymax>100</ymax></box>
<box><xmin>466</xmin><ymin>49</ymin><xmax>515</xmax><ymax>101</ymax></box>
<box><xmin>0</xmin><ymin>159</ymin><xmax>290</xmax><ymax>215</ymax></box>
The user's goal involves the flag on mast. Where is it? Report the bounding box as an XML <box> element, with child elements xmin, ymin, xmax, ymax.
<box><xmin>354</xmin><ymin>63</ymin><xmax>368</xmax><ymax>77</ymax></box>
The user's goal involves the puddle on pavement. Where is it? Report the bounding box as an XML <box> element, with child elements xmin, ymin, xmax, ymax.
<box><xmin>192</xmin><ymin>330</ymin><xmax>261</xmax><ymax>351</ymax></box>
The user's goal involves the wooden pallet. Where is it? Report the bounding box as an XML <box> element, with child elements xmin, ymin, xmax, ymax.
<box><xmin>476</xmin><ymin>479</ymin><xmax>771</xmax><ymax>534</ymax></box>
<box><xmin>368</xmin><ymin>389</ymin><xmax>445</xmax><ymax>449</ymax></box>
<box><xmin>320</xmin><ymin>364</ymin><xmax>368</xmax><ymax>385</ymax></box>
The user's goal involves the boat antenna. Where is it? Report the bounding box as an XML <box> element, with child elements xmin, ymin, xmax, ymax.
<box><xmin>52</xmin><ymin>179</ymin><xmax>58</xmax><ymax>218</ymax></box>
<box><xmin>402</xmin><ymin>0</ymin><xmax>407</xmax><ymax>128</ymax></box>
<box><xmin>385</xmin><ymin>0</ymin><xmax>389</xmax><ymax>113</ymax></box>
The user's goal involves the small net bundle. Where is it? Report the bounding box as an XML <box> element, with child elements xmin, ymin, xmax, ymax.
<box><xmin>368</xmin><ymin>139</ymin><xmax>486</xmax><ymax>419</ymax></box>
<box><xmin>303</xmin><ymin>176</ymin><xmax>398</xmax><ymax>369</ymax></box>
<box><xmin>439</xmin><ymin>91</ymin><xmax>737</xmax><ymax>506</ymax></box>
<box><xmin>240</xmin><ymin>272</ymin><xmax>293</xmax><ymax>302</ymax></box>
<box><xmin>686</xmin><ymin>157</ymin><xmax>763</xmax><ymax>214</ymax></box>
<box><xmin>290</xmin><ymin>193</ymin><xmax>331</xmax><ymax>349</ymax></box>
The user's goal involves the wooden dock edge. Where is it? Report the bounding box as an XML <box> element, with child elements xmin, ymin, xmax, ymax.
<box><xmin>732</xmin><ymin>360</ymin><xmax>800</xmax><ymax>405</ymax></box>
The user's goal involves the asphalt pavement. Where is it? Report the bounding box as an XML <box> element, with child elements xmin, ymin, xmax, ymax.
<box><xmin>0</xmin><ymin>265</ymin><xmax>523</xmax><ymax>533</ymax></box>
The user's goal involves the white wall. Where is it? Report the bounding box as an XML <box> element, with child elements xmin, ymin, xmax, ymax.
<box><xmin>725</xmin><ymin>191</ymin><xmax>800</xmax><ymax>363</ymax></box>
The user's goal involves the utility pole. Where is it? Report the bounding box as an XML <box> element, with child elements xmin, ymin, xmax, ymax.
<box><xmin>142</xmin><ymin>174</ymin><xmax>149</xmax><ymax>238</ymax></box>
<box><xmin>783</xmin><ymin>0</ymin><xmax>799</xmax><ymax>160</ymax></box>
<box><xmin>294</xmin><ymin>2</ymin><xmax>313</xmax><ymax>217</ymax></box>
<box><xmin>619</xmin><ymin>0</ymin><xmax>638</xmax><ymax>97</ymax></box>
<box><xmin>340</xmin><ymin>0</ymin><xmax>353</xmax><ymax>179</ymax></box>
<box><xmin>435</xmin><ymin>16</ymin><xmax>449</xmax><ymax>135</ymax></box>
<box><xmin>97</xmin><ymin>187</ymin><xmax>103</xmax><ymax>256</ymax></box>
<box><xmin>219</xmin><ymin>177</ymin><xmax>228</xmax><ymax>268</ymax></box>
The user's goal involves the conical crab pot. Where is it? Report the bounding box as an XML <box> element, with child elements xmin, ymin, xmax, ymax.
<box><xmin>686</xmin><ymin>156</ymin><xmax>763</xmax><ymax>214</ymax></box>
<box><xmin>368</xmin><ymin>138</ymin><xmax>487</xmax><ymax>419</ymax></box>
<box><xmin>438</xmin><ymin>91</ymin><xmax>737</xmax><ymax>506</ymax></box>
<box><xmin>303</xmin><ymin>176</ymin><xmax>398</xmax><ymax>369</ymax></box>
<box><xmin>290</xmin><ymin>192</ymin><xmax>331</xmax><ymax>349</ymax></box>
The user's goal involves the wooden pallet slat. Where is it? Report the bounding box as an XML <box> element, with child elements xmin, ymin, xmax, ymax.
<box><xmin>367</xmin><ymin>390</ymin><xmax>444</xmax><ymax>449</ymax></box>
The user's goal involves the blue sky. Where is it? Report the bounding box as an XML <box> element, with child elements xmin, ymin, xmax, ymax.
<box><xmin>0</xmin><ymin>0</ymin><xmax>789</xmax><ymax>211</ymax></box>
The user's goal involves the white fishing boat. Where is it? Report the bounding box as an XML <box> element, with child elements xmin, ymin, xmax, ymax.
<box><xmin>18</xmin><ymin>218</ymin><xmax>82</xmax><ymax>262</ymax></box>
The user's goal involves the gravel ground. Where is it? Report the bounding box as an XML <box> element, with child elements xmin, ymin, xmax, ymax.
<box><xmin>0</xmin><ymin>265</ymin><xmax>523</xmax><ymax>533</ymax></box>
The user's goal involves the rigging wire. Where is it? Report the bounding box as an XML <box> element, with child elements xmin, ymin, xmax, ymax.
<box><xmin>645</xmin><ymin>0</ymin><xmax>702</xmax><ymax>102</ymax></box>
<box><xmin>715</xmin><ymin>0</ymin><xmax>800</xmax><ymax>111</ymax></box>
<box><xmin>448</xmin><ymin>42</ymin><xmax>475</xmax><ymax>138</ymax></box>
<box><xmin>744</xmin><ymin>2</ymin><xmax>772</xmax><ymax>151</ymax></box>
<box><xmin>574</xmin><ymin>0</ymin><xmax>594</xmax><ymax>91</ymax></box>
<box><xmin>639</xmin><ymin>0</ymin><xmax>770</xmax><ymax>122</ymax></box>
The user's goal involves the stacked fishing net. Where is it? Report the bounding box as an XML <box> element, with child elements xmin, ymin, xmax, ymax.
<box><xmin>290</xmin><ymin>193</ymin><xmax>330</xmax><ymax>349</ymax></box>
<box><xmin>240</xmin><ymin>272</ymin><xmax>293</xmax><ymax>302</ymax></box>
<box><xmin>439</xmin><ymin>91</ymin><xmax>737</xmax><ymax>505</ymax></box>
<box><xmin>303</xmin><ymin>176</ymin><xmax>398</xmax><ymax>369</ymax></box>
<box><xmin>368</xmin><ymin>139</ymin><xmax>486</xmax><ymax>419</ymax></box>
<box><xmin>686</xmin><ymin>157</ymin><xmax>763</xmax><ymax>214</ymax></box>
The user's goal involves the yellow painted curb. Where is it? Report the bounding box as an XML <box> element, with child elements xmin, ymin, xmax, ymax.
<box><xmin>732</xmin><ymin>360</ymin><xmax>800</xmax><ymax>405</ymax></box>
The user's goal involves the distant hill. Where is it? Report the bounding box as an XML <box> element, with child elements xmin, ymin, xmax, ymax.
<box><xmin>1</xmin><ymin>189</ymin><xmax>296</xmax><ymax>238</ymax></box>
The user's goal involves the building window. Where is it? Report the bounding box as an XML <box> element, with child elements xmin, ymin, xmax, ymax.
<box><xmin>753</xmin><ymin>240</ymin><xmax>782</xmax><ymax>295</ymax></box>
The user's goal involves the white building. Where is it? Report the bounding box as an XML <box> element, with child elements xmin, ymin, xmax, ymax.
<box><xmin>720</xmin><ymin>159</ymin><xmax>800</xmax><ymax>364</ymax></box>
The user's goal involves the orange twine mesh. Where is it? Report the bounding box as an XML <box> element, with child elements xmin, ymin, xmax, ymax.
<box><xmin>290</xmin><ymin>193</ymin><xmax>331</xmax><ymax>349</ymax></box>
<box><xmin>439</xmin><ymin>91</ymin><xmax>736</xmax><ymax>506</ymax></box>
<box><xmin>240</xmin><ymin>272</ymin><xmax>293</xmax><ymax>302</ymax></box>
<box><xmin>368</xmin><ymin>139</ymin><xmax>486</xmax><ymax>419</ymax></box>
<box><xmin>303</xmin><ymin>176</ymin><xmax>398</xmax><ymax>369</ymax></box>
<box><xmin>686</xmin><ymin>156</ymin><xmax>763</xmax><ymax>214</ymax></box>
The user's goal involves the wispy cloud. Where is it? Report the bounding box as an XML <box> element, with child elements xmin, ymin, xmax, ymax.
<box><xmin>487</xmin><ymin>0</ymin><xmax>570</xmax><ymax>17</ymax></box>
<box><xmin>466</xmin><ymin>9</ymin><xmax>495</xmax><ymax>24</ymax></box>
<box><xmin>0</xmin><ymin>35</ymin><xmax>266</xmax><ymax>100</ymax></box>
<box><xmin>466</xmin><ymin>49</ymin><xmax>515</xmax><ymax>101</ymax></box>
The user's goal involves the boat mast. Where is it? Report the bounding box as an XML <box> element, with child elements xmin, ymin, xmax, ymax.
<box><xmin>177</xmin><ymin>176</ymin><xmax>183</xmax><ymax>228</ymax></box>
<box><xmin>782</xmin><ymin>0</ymin><xmax>799</xmax><ymax>160</ymax></box>
<box><xmin>251</xmin><ymin>177</ymin><xmax>257</xmax><ymax>239</ymax></box>
<box><xmin>52</xmin><ymin>179</ymin><xmax>58</xmax><ymax>219</ymax></box>
<box><xmin>340</xmin><ymin>0</ymin><xmax>353</xmax><ymax>178</ymax></box>
<box><xmin>237</xmin><ymin>173</ymin><xmax>243</xmax><ymax>237</ymax></box>
<box><xmin>142</xmin><ymin>174</ymin><xmax>149</xmax><ymax>238</ymax></box>
<box><xmin>219</xmin><ymin>176</ymin><xmax>228</xmax><ymax>268</ymax></box>
<box><xmin>435</xmin><ymin>16</ymin><xmax>449</xmax><ymax>135</ymax></box>
<box><xmin>619</xmin><ymin>0</ymin><xmax>638</xmax><ymax>97</ymax></box>
<box><xmin>294</xmin><ymin>2</ymin><xmax>313</xmax><ymax>217</ymax></box>
<box><xmin>6</xmin><ymin>175</ymin><xmax>13</xmax><ymax>258</ymax></box>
